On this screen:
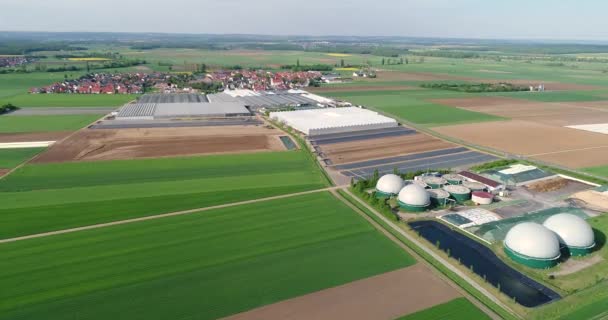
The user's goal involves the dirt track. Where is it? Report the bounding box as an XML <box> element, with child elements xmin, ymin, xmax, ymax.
<box><xmin>33</xmin><ymin>126</ymin><xmax>286</xmax><ymax>163</ymax></box>
<box><xmin>321</xmin><ymin>133</ymin><xmax>454</xmax><ymax>165</ymax></box>
<box><xmin>0</xmin><ymin>132</ymin><xmax>72</xmax><ymax>143</ymax></box>
<box><xmin>0</xmin><ymin>169</ymin><xmax>9</xmax><ymax>178</ymax></box>
<box><xmin>433</xmin><ymin>120</ymin><xmax>608</xmax><ymax>168</ymax></box>
<box><xmin>222</xmin><ymin>265</ymin><xmax>459</xmax><ymax>320</ymax></box>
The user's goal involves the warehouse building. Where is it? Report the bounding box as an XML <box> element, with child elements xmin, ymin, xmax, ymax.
<box><xmin>543</xmin><ymin>213</ymin><xmax>595</xmax><ymax>256</ymax></box>
<box><xmin>504</xmin><ymin>222</ymin><xmax>561</xmax><ymax>269</ymax></box>
<box><xmin>115</xmin><ymin>102</ymin><xmax>251</xmax><ymax>120</ymax></box>
<box><xmin>270</xmin><ymin>107</ymin><xmax>398</xmax><ymax>136</ymax></box>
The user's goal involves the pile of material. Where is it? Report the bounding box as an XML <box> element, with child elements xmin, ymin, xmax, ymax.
<box><xmin>527</xmin><ymin>178</ymin><xmax>569</xmax><ymax>193</ymax></box>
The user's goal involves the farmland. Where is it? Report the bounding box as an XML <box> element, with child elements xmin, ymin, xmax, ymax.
<box><xmin>395</xmin><ymin>298</ymin><xmax>491</xmax><ymax>320</ymax></box>
<box><xmin>0</xmin><ymin>148</ymin><xmax>44</xmax><ymax>169</ymax></box>
<box><xmin>0</xmin><ymin>192</ymin><xmax>414</xmax><ymax>320</ymax></box>
<box><xmin>0</xmin><ymin>114</ymin><xmax>102</xmax><ymax>133</ymax></box>
<box><xmin>0</xmin><ymin>93</ymin><xmax>138</xmax><ymax>107</ymax></box>
<box><xmin>584</xmin><ymin>165</ymin><xmax>608</xmax><ymax>178</ymax></box>
<box><xmin>0</xmin><ymin>151</ymin><xmax>329</xmax><ymax>238</ymax></box>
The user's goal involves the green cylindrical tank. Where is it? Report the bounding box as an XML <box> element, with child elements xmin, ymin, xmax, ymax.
<box><xmin>427</xmin><ymin>189</ymin><xmax>450</xmax><ymax>207</ymax></box>
<box><xmin>421</xmin><ymin>176</ymin><xmax>447</xmax><ymax>189</ymax></box>
<box><xmin>443</xmin><ymin>185</ymin><xmax>472</xmax><ymax>203</ymax></box>
<box><xmin>462</xmin><ymin>181</ymin><xmax>486</xmax><ymax>192</ymax></box>
<box><xmin>443</xmin><ymin>174</ymin><xmax>464</xmax><ymax>185</ymax></box>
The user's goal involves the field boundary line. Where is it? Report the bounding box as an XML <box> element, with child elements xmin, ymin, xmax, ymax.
<box><xmin>526</xmin><ymin>145</ymin><xmax>608</xmax><ymax>157</ymax></box>
<box><xmin>0</xmin><ymin>186</ymin><xmax>345</xmax><ymax>244</ymax></box>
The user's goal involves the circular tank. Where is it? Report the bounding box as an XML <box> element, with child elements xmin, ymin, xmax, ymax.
<box><xmin>462</xmin><ymin>181</ymin><xmax>486</xmax><ymax>192</ymax></box>
<box><xmin>398</xmin><ymin>184</ymin><xmax>430</xmax><ymax>212</ymax></box>
<box><xmin>443</xmin><ymin>174</ymin><xmax>464</xmax><ymax>185</ymax></box>
<box><xmin>376</xmin><ymin>174</ymin><xmax>405</xmax><ymax>198</ymax></box>
<box><xmin>427</xmin><ymin>189</ymin><xmax>450</xmax><ymax>207</ymax></box>
<box><xmin>543</xmin><ymin>213</ymin><xmax>595</xmax><ymax>256</ymax></box>
<box><xmin>421</xmin><ymin>176</ymin><xmax>447</xmax><ymax>189</ymax></box>
<box><xmin>504</xmin><ymin>222</ymin><xmax>561</xmax><ymax>269</ymax></box>
<box><xmin>472</xmin><ymin>191</ymin><xmax>493</xmax><ymax>205</ymax></box>
<box><xmin>442</xmin><ymin>184</ymin><xmax>472</xmax><ymax>203</ymax></box>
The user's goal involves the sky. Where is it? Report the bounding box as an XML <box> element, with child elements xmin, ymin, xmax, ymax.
<box><xmin>1</xmin><ymin>0</ymin><xmax>608</xmax><ymax>41</ymax></box>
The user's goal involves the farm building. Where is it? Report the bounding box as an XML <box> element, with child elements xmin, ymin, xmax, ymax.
<box><xmin>375</xmin><ymin>174</ymin><xmax>405</xmax><ymax>198</ymax></box>
<box><xmin>459</xmin><ymin>171</ymin><xmax>503</xmax><ymax>191</ymax></box>
<box><xmin>397</xmin><ymin>184</ymin><xmax>430</xmax><ymax>212</ymax></box>
<box><xmin>115</xmin><ymin>102</ymin><xmax>251</xmax><ymax>120</ymax></box>
<box><xmin>504</xmin><ymin>222</ymin><xmax>561</xmax><ymax>269</ymax></box>
<box><xmin>543</xmin><ymin>214</ymin><xmax>595</xmax><ymax>256</ymax></box>
<box><xmin>270</xmin><ymin>107</ymin><xmax>398</xmax><ymax>136</ymax></box>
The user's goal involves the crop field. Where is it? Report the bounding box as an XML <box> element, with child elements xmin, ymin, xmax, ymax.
<box><xmin>0</xmin><ymin>192</ymin><xmax>414</xmax><ymax>320</ymax></box>
<box><xmin>395</xmin><ymin>298</ymin><xmax>491</xmax><ymax>320</ymax></box>
<box><xmin>0</xmin><ymin>148</ymin><xmax>45</xmax><ymax>169</ymax></box>
<box><xmin>0</xmin><ymin>114</ymin><xmax>103</xmax><ymax>133</ymax></box>
<box><xmin>584</xmin><ymin>165</ymin><xmax>608</xmax><ymax>178</ymax></box>
<box><xmin>328</xmin><ymin>92</ymin><xmax>505</xmax><ymax>126</ymax></box>
<box><xmin>0</xmin><ymin>151</ymin><xmax>328</xmax><ymax>238</ymax></box>
<box><xmin>489</xmin><ymin>90</ymin><xmax>608</xmax><ymax>102</ymax></box>
<box><xmin>0</xmin><ymin>93</ymin><xmax>138</xmax><ymax>107</ymax></box>
<box><xmin>0</xmin><ymin>72</ymin><xmax>71</xmax><ymax>99</ymax></box>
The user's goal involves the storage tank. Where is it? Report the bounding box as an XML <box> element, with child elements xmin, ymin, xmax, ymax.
<box><xmin>443</xmin><ymin>185</ymin><xmax>472</xmax><ymax>203</ymax></box>
<box><xmin>428</xmin><ymin>189</ymin><xmax>451</xmax><ymax>207</ymax></box>
<box><xmin>504</xmin><ymin>222</ymin><xmax>561</xmax><ymax>269</ymax></box>
<box><xmin>462</xmin><ymin>181</ymin><xmax>486</xmax><ymax>192</ymax></box>
<box><xmin>543</xmin><ymin>213</ymin><xmax>595</xmax><ymax>256</ymax></box>
<box><xmin>421</xmin><ymin>176</ymin><xmax>447</xmax><ymax>189</ymax></box>
<box><xmin>443</xmin><ymin>174</ymin><xmax>464</xmax><ymax>185</ymax></box>
<box><xmin>398</xmin><ymin>184</ymin><xmax>431</xmax><ymax>212</ymax></box>
<box><xmin>375</xmin><ymin>174</ymin><xmax>405</xmax><ymax>198</ymax></box>
<box><xmin>472</xmin><ymin>191</ymin><xmax>494</xmax><ymax>205</ymax></box>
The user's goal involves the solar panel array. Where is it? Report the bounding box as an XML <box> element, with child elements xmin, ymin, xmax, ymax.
<box><xmin>137</xmin><ymin>94</ymin><xmax>209</xmax><ymax>104</ymax></box>
<box><xmin>237</xmin><ymin>93</ymin><xmax>318</xmax><ymax>108</ymax></box>
<box><xmin>309</xmin><ymin>127</ymin><xmax>417</xmax><ymax>145</ymax></box>
<box><xmin>115</xmin><ymin>103</ymin><xmax>157</xmax><ymax>119</ymax></box>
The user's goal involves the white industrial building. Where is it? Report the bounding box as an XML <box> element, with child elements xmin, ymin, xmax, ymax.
<box><xmin>115</xmin><ymin>102</ymin><xmax>251</xmax><ymax>120</ymax></box>
<box><xmin>270</xmin><ymin>107</ymin><xmax>398</xmax><ymax>136</ymax></box>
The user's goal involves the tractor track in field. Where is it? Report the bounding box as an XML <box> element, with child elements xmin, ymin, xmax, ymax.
<box><xmin>0</xmin><ymin>186</ymin><xmax>346</xmax><ymax>244</ymax></box>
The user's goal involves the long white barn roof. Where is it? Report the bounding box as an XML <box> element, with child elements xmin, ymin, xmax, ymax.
<box><xmin>270</xmin><ymin>107</ymin><xmax>397</xmax><ymax>136</ymax></box>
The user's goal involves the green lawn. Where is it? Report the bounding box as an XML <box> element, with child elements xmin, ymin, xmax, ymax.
<box><xmin>490</xmin><ymin>90</ymin><xmax>607</xmax><ymax>102</ymax></box>
<box><xmin>328</xmin><ymin>92</ymin><xmax>505</xmax><ymax>126</ymax></box>
<box><xmin>557</xmin><ymin>298</ymin><xmax>608</xmax><ymax>320</ymax></box>
<box><xmin>584</xmin><ymin>165</ymin><xmax>608</xmax><ymax>178</ymax></box>
<box><xmin>0</xmin><ymin>148</ymin><xmax>45</xmax><ymax>169</ymax></box>
<box><xmin>0</xmin><ymin>93</ymin><xmax>138</xmax><ymax>107</ymax></box>
<box><xmin>395</xmin><ymin>298</ymin><xmax>491</xmax><ymax>320</ymax></box>
<box><xmin>0</xmin><ymin>114</ymin><xmax>102</xmax><ymax>133</ymax></box>
<box><xmin>0</xmin><ymin>151</ymin><xmax>329</xmax><ymax>238</ymax></box>
<box><xmin>0</xmin><ymin>192</ymin><xmax>415</xmax><ymax>320</ymax></box>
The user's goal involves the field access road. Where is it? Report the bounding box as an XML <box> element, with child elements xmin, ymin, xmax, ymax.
<box><xmin>0</xmin><ymin>186</ymin><xmax>346</xmax><ymax>244</ymax></box>
<box><xmin>341</xmin><ymin>188</ymin><xmax>517</xmax><ymax>319</ymax></box>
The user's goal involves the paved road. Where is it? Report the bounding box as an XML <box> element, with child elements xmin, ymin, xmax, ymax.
<box><xmin>342</xmin><ymin>189</ymin><xmax>517</xmax><ymax>319</ymax></box>
<box><xmin>5</xmin><ymin>107</ymin><xmax>116</xmax><ymax>116</ymax></box>
<box><xmin>0</xmin><ymin>186</ymin><xmax>346</xmax><ymax>244</ymax></box>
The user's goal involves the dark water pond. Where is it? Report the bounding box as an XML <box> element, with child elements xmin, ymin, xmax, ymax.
<box><xmin>408</xmin><ymin>220</ymin><xmax>560</xmax><ymax>308</ymax></box>
<box><xmin>279</xmin><ymin>136</ymin><xmax>297</xmax><ymax>150</ymax></box>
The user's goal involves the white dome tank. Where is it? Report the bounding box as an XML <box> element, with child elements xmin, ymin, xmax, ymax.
<box><xmin>398</xmin><ymin>184</ymin><xmax>431</xmax><ymax>206</ymax></box>
<box><xmin>376</xmin><ymin>174</ymin><xmax>405</xmax><ymax>196</ymax></box>
<box><xmin>543</xmin><ymin>214</ymin><xmax>595</xmax><ymax>249</ymax></box>
<box><xmin>504</xmin><ymin>222</ymin><xmax>561</xmax><ymax>259</ymax></box>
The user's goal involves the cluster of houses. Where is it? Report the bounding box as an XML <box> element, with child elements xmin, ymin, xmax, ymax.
<box><xmin>0</xmin><ymin>56</ymin><xmax>36</xmax><ymax>68</ymax></box>
<box><xmin>203</xmin><ymin>70</ymin><xmax>322</xmax><ymax>91</ymax></box>
<box><xmin>29</xmin><ymin>73</ymin><xmax>172</xmax><ymax>94</ymax></box>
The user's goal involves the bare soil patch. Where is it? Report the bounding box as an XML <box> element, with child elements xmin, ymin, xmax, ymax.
<box><xmin>321</xmin><ymin>133</ymin><xmax>454</xmax><ymax>165</ymax></box>
<box><xmin>309</xmin><ymin>85</ymin><xmax>417</xmax><ymax>93</ymax></box>
<box><xmin>33</xmin><ymin>125</ymin><xmax>286</xmax><ymax>163</ymax></box>
<box><xmin>526</xmin><ymin>178</ymin><xmax>569</xmax><ymax>193</ymax></box>
<box><xmin>433</xmin><ymin>120</ymin><xmax>608</xmax><ymax>168</ymax></box>
<box><xmin>550</xmin><ymin>255</ymin><xmax>604</xmax><ymax>277</ymax></box>
<box><xmin>222</xmin><ymin>264</ymin><xmax>460</xmax><ymax>320</ymax></box>
<box><xmin>476</xmin><ymin>69</ymin><xmax>513</xmax><ymax>74</ymax></box>
<box><xmin>571</xmin><ymin>190</ymin><xmax>608</xmax><ymax>212</ymax></box>
<box><xmin>432</xmin><ymin>97</ymin><xmax>608</xmax><ymax>126</ymax></box>
<box><xmin>0</xmin><ymin>169</ymin><xmax>10</xmax><ymax>178</ymax></box>
<box><xmin>0</xmin><ymin>131</ymin><xmax>72</xmax><ymax>143</ymax></box>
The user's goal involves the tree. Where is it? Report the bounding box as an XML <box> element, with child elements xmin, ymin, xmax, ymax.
<box><xmin>381</xmin><ymin>58</ymin><xmax>385</xmax><ymax>65</ymax></box>
<box><xmin>340</xmin><ymin>59</ymin><xmax>345</xmax><ymax>67</ymax></box>
<box><xmin>296</xmin><ymin>59</ymin><xmax>300</xmax><ymax>67</ymax></box>
<box><xmin>372</xmin><ymin>169</ymin><xmax>380</xmax><ymax>183</ymax></box>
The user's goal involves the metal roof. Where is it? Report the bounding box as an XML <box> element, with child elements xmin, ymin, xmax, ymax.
<box><xmin>153</xmin><ymin>102</ymin><xmax>250</xmax><ymax>118</ymax></box>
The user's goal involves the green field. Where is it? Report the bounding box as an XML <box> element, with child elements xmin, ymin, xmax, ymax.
<box><xmin>584</xmin><ymin>165</ymin><xmax>608</xmax><ymax>178</ymax></box>
<box><xmin>0</xmin><ymin>148</ymin><xmax>45</xmax><ymax>168</ymax></box>
<box><xmin>557</xmin><ymin>298</ymin><xmax>608</xmax><ymax>320</ymax></box>
<box><xmin>0</xmin><ymin>114</ymin><xmax>102</xmax><ymax>133</ymax></box>
<box><xmin>490</xmin><ymin>90</ymin><xmax>608</xmax><ymax>102</ymax></box>
<box><xmin>0</xmin><ymin>192</ymin><xmax>415</xmax><ymax>320</ymax></box>
<box><xmin>327</xmin><ymin>92</ymin><xmax>505</xmax><ymax>126</ymax></box>
<box><xmin>0</xmin><ymin>151</ymin><xmax>328</xmax><ymax>238</ymax></box>
<box><xmin>0</xmin><ymin>93</ymin><xmax>138</xmax><ymax>107</ymax></box>
<box><xmin>395</xmin><ymin>298</ymin><xmax>491</xmax><ymax>320</ymax></box>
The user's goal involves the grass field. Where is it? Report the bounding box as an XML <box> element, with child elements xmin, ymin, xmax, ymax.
<box><xmin>0</xmin><ymin>114</ymin><xmax>102</xmax><ymax>133</ymax></box>
<box><xmin>557</xmin><ymin>298</ymin><xmax>608</xmax><ymax>320</ymax></box>
<box><xmin>490</xmin><ymin>90</ymin><xmax>608</xmax><ymax>102</ymax></box>
<box><xmin>584</xmin><ymin>165</ymin><xmax>608</xmax><ymax>178</ymax></box>
<box><xmin>328</xmin><ymin>92</ymin><xmax>505</xmax><ymax>126</ymax></box>
<box><xmin>0</xmin><ymin>93</ymin><xmax>138</xmax><ymax>107</ymax></box>
<box><xmin>0</xmin><ymin>151</ymin><xmax>328</xmax><ymax>238</ymax></box>
<box><xmin>0</xmin><ymin>192</ymin><xmax>415</xmax><ymax>320</ymax></box>
<box><xmin>0</xmin><ymin>148</ymin><xmax>45</xmax><ymax>168</ymax></box>
<box><xmin>395</xmin><ymin>298</ymin><xmax>491</xmax><ymax>320</ymax></box>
